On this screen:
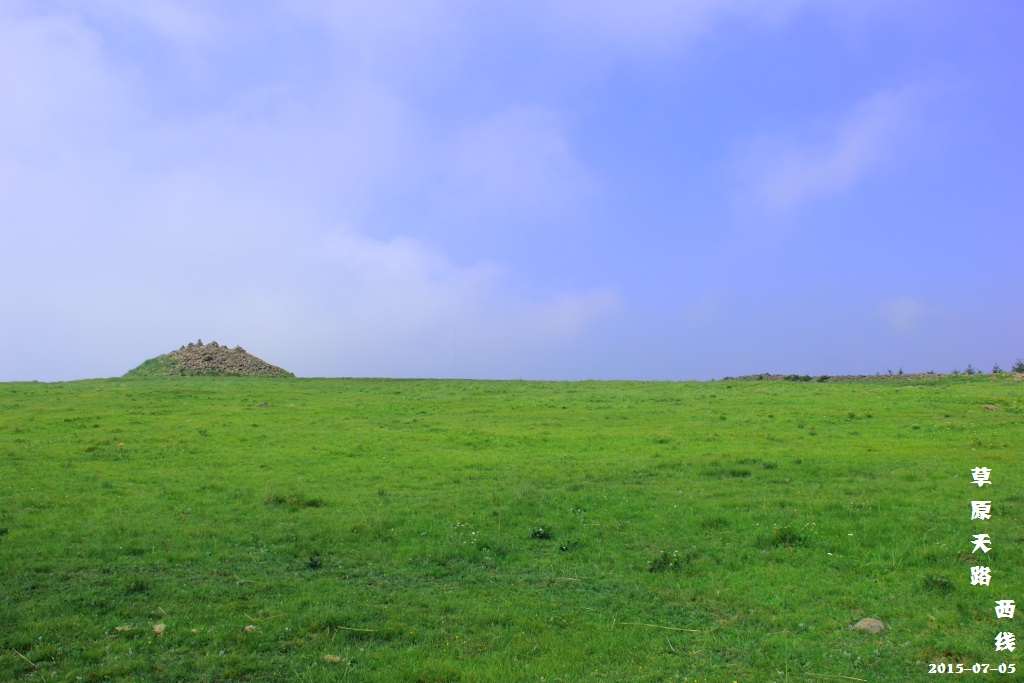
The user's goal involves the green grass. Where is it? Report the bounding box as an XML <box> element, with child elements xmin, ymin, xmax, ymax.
<box><xmin>1</xmin><ymin>374</ymin><xmax>1022</xmax><ymax>681</ymax></box>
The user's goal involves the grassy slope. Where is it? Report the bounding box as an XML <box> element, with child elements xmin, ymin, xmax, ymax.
<box><xmin>0</xmin><ymin>375</ymin><xmax>1021</xmax><ymax>682</ymax></box>
<box><xmin>121</xmin><ymin>356</ymin><xmax>183</xmax><ymax>377</ymax></box>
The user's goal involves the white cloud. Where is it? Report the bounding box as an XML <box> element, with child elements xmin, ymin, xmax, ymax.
<box><xmin>879</xmin><ymin>296</ymin><xmax>925</xmax><ymax>333</ymax></box>
<box><xmin>88</xmin><ymin>0</ymin><xmax>214</xmax><ymax>45</ymax></box>
<box><xmin>741</xmin><ymin>88</ymin><xmax>917</xmax><ymax>213</ymax></box>
<box><xmin>440</xmin><ymin>106</ymin><xmax>593</xmax><ymax>214</ymax></box>
<box><xmin>542</xmin><ymin>0</ymin><xmax>810</xmax><ymax>56</ymax></box>
<box><xmin>297</xmin><ymin>225</ymin><xmax>622</xmax><ymax>377</ymax></box>
<box><xmin>682</xmin><ymin>289</ymin><xmax>728</xmax><ymax>327</ymax></box>
<box><xmin>0</xmin><ymin>8</ymin><xmax>125</xmax><ymax>145</ymax></box>
<box><xmin>282</xmin><ymin>0</ymin><xmax>468</xmax><ymax>87</ymax></box>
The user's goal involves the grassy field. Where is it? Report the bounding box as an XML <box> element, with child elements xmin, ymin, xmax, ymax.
<box><xmin>1</xmin><ymin>374</ymin><xmax>1022</xmax><ymax>682</ymax></box>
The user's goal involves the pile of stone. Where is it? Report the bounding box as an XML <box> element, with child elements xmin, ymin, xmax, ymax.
<box><xmin>150</xmin><ymin>340</ymin><xmax>293</xmax><ymax>377</ymax></box>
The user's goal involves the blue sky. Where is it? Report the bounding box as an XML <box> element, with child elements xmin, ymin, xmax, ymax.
<box><xmin>1</xmin><ymin>1</ymin><xmax>1021</xmax><ymax>381</ymax></box>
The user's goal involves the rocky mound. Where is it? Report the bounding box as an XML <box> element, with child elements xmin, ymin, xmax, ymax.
<box><xmin>125</xmin><ymin>340</ymin><xmax>294</xmax><ymax>378</ymax></box>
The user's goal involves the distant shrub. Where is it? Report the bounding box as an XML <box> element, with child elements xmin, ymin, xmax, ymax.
<box><xmin>783</xmin><ymin>374</ymin><xmax>812</xmax><ymax>382</ymax></box>
<box><xmin>965</xmin><ymin>364</ymin><xmax>979</xmax><ymax>375</ymax></box>
<box><xmin>1013</xmin><ymin>359</ymin><xmax>1024</xmax><ymax>373</ymax></box>
<box><xmin>992</xmin><ymin>363</ymin><xmax>1003</xmax><ymax>374</ymax></box>
<box><xmin>815</xmin><ymin>375</ymin><xmax>829</xmax><ymax>382</ymax></box>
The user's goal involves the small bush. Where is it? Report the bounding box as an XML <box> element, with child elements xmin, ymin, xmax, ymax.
<box><xmin>965</xmin><ymin>364</ymin><xmax>979</xmax><ymax>375</ymax></box>
<box><xmin>922</xmin><ymin>574</ymin><xmax>956</xmax><ymax>594</ymax></box>
<box><xmin>414</xmin><ymin>663</ymin><xmax>464</xmax><ymax>683</ymax></box>
<box><xmin>760</xmin><ymin>526</ymin><xmax>807</xmax><ymax>549</ymax></box>
<box><xmin>1012</xmin><ymin>359</ymin><xmax>1024</xmax><ymax>373</ymax></box>
<box><xmin>647</xmin><ymin>550</ymin><xmax>682</xmax><ymax>573</ymax></box>
<box><xmin>265</xmin><ymin>492</ymin><xmax>326</xmax><ymax>509</ymax></box>
<box><xmin>992</xmin><ymin>363</ymin><xmax>1003</xmax><ymax>374</ymax></box>
<box><xmin>700</xmin><ymin>516</ymin><xmax>729</xmax><ymax>530</ymax></box>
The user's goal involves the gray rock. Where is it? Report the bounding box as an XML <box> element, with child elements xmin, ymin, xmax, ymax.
<box><xmin>850</xmin><ymin>618</ymin><xmax>887</xmax><ymax>633</ymax></box>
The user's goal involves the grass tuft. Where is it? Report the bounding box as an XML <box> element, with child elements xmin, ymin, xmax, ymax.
<box><xmin>760</xmin><ymin>526</ymin><xmax>808</xmax><ymax>548</ymax></box>
<box><xmin>264</xmin><ymin>492</ymin><xmax>326</xmax><ymax>508</ymax></box>
<box><xmin>922</xmin><ymin>574</ymin><xmax>956</xmax><ymax>594</ymax></box>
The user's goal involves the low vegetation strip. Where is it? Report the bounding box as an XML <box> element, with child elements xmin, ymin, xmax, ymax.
<box><xmin>725</xmin><ymin>370</ymin><xmax>1024</xmax><ymax>382</ymax></box>
<box><xmin>0</xmin><ymin>374</ymin><xmax>1021</xmax><ymax>681</ymax></box>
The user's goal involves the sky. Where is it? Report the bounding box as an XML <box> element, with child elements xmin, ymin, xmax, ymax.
<box><xmin>1</xmin><ymin>1</ymin><xmax>1022</xmax><ymax>382</ymax></box>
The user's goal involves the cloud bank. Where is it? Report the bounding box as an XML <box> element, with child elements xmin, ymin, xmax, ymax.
<box><xmin>740</xmin><ymin>88</ymin><xmax>918</xmax><ymax>214</ymax></box>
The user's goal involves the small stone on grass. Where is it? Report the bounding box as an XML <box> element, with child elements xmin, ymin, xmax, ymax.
<box><xmin>850</xmin><ymin>617</ymin><xmax>886</xmax><ymax>633</ymax></box>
